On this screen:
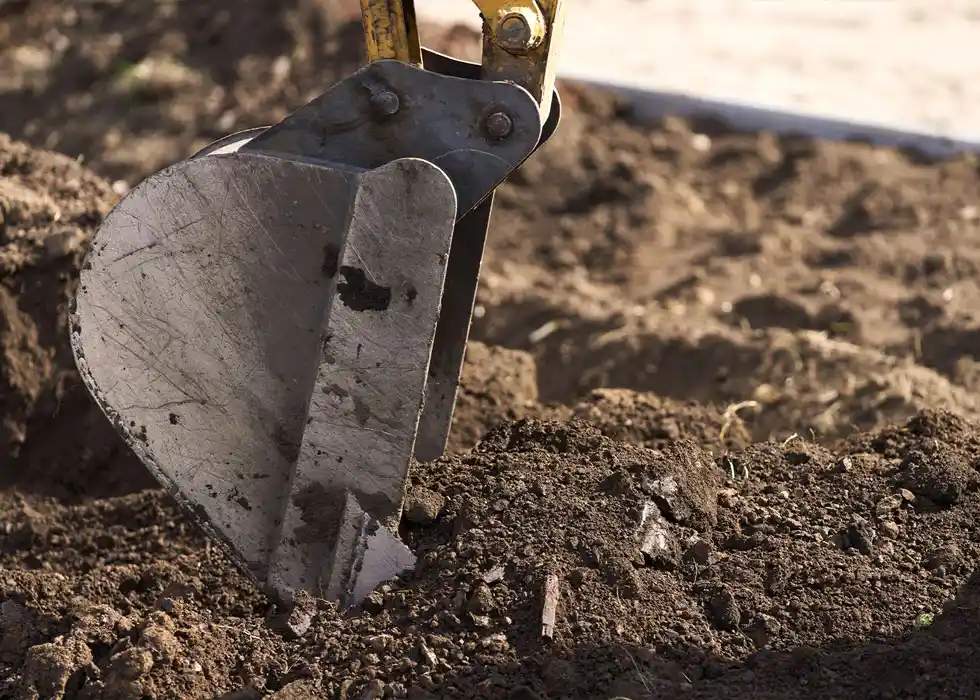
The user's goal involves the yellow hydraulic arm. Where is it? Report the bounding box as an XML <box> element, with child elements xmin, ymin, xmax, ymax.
<box><xmin>359</xmin><ymin>0</ymin><xmax>565</xmax><ymax>117</ymax></box>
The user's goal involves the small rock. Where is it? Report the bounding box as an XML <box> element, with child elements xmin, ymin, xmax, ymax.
<box><xmin>404</xmin><ymin>488</ymin><xmax>446</xmax><ymax>525</ymax></box>
<box><xmin>922</xmin><ymin>545</ymin><xmax>961</xmax><ymax>574</ymax></box>
<box><xmin>758</xmin><ymin>613</ymin><xmax>781</xmax><ymax>634</ymax></box>
<box><xmin>874</xmin><ymin>493</ymin><xmax>904</xmax><ymax>516</ymax></box>
<box><xmin>418</xmin><ymin>643</ymin><xmax>439</xmax><ymax>667</ymax></box>
<box><xmin>482</xmin><ymin>565</ymin><xmax>506</xmax><ymax>584</ymax></box>
<box><xmin>479</xmin><ymin>633</ymin><xmax>510</xmax><ymax>653</ymax></box>
<box><xmin>362</xmin><ymin>591</ymin><xmax>386</xmax><ymax>614</ymax></box>
<box><xmin>271</xmin><ymin>590</ymin><xmax>316</xmax><ymax>639</ymax></box>
<box><xmin>368</xmin><ymin>634</ymin><xmax>393</xmax><ymax>652</ymax></box>
<box><xmin>638</xmin><ymin>443</ymin><xmax>721</xmax><ymax>529</ymax></box>
<box><xmin>639</xmin><ymin>507</ymin><xmax>680</xmax><ymax>567</ymax></box>
<box><xmin>879</xmin><ymin>521</ymin><xmax>901</xmax><ymax>539</ymax></box>
<box><xmin>468</xmin><ymin>582</ymin><xmax>495</xmax><ymax>614</ymax></box>
<box><xmin>470</xmin><ymin>614</ymin><xmax>492</xmax><ymax>628</ymax></box>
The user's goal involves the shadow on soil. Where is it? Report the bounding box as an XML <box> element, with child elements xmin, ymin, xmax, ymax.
<box><xmin>414</xmin><ymin>571</ymin><xmax>980</xmax><ymax>699</ymax></box>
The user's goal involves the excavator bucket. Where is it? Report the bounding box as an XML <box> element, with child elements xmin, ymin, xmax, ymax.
<box><xmin>70</xmin><ymin>0</ymin><xmax>565</xmax><ymax>608</ymax></box>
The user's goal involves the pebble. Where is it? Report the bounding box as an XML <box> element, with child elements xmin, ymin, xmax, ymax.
<box><xmin>418</xmin><ymin>643</ymin><xmax>439</xmax><ymax>667</ymax></box>
<box><xmin>479</xmin><ymin>633</ymin><xmax>510</xmax><ymax>652</ymax></box>
<box><xmin>270</xmin><ymin>591</ymin><xmax>316</xmax><ymax>639</ymax></box>
<box><xmin>922</xmin><ymin>545</ymin><xmax>961</xmax><ymax>574</ymax></box>
<box><xmin>470</xmin><ymin>614</ymin><xmax>492</xmax><ymax>628</ymax></box>
<box><xmin>368</xmin><ymin>634</ymin><xmax>393</xmax><ymax>652</ymax></box>
<box><xmin>874</xmin><ymin>493</ymin><xmax>904</xmax><ymax>516</ymax></box>
<box><xmin>879</xmin><ymin>520</ymin><xmax>901</xmax><ymax>539</ymax></box>
<box><xmin>468</xmin><ymin>581</ymin><xmax>496</xmax><ymax>614</ymax></box>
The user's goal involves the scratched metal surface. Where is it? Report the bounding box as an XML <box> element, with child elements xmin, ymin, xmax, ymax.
<box><xmin>194</xmin><ymin>53</ymin><xmax>555</xmax><ymax>465</ymax></box>
<box><xmin>71</xmin><ymin>151</ymin><xmax>358</xmax><ymax>582</ymax></box>
<box><xmin>269</xmin><ymin>157</ymin><xmax>457</xmax><ymax>601</ymax></box>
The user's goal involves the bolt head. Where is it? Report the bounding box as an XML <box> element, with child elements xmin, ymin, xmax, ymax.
<box><xmin>370</xmin><ymin>90</ymin><xmax>400</xmax><ymax>117</ymax></box>
<box><xmin>498</xmin><ymin>13</ymin><xmax>533</xmax><ymax>51</ymax></box>
<box><xmin>484</xmin><ymin>111</ymin><xmax>514</xmax><ymax>140</ymax></box>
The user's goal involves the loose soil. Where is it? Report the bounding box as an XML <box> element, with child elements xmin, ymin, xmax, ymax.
<box><xmin>4</xmin><ymin>1</ymin><xmax>980</xmax><ymax>699</ymax></box>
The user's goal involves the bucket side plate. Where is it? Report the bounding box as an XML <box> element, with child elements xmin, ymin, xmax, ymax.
<box><xmin>70</xmin><ymin>152</ymin><xmax>359</xmax><ymax>580</ymax></box>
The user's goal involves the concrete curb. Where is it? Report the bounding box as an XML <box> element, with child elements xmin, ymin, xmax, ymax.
<box><xmin>573</xmin><ymin>78</ymin><xmax>980</xmax><ymax>159</ymax></box>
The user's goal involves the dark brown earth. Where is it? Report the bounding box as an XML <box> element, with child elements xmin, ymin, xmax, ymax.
<box><xmin>4</xmin><ymin>1</ymin><xmax>980</xmax><ymax>698</ymax></box>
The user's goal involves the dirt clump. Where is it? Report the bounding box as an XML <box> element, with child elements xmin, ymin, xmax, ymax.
<box><xmin>4</xmin><ymin>1</ymin><xmax>980</xmax><ymax>698</ymax></box>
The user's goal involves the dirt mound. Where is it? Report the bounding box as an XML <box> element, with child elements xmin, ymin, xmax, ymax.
<box><xmin>5</xmin><ymin>0</ymin><xmax>980</xmax><ymax>698</ymax></box>
<box><xmin>0</xmin><ymin>134</ymin><xmax>154</xmax><ymax>500</ymax></box>
<box><xmin>7</xmin><ymin>407</ymin><xmax>980</xmax><ymax>699</ymax></box>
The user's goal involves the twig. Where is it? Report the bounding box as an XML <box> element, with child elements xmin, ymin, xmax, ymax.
<box><xmin>541</xmin><ymin>573</ymin><xmax>560</xmax><ymax>640</ymax></box>
<box><xmin>781</xmin><ymin>432</ymin><xmax>801</xmax><ymax>448</ymax></box>
<box><xmin>719</xmin><ymin>400</ymin><xmax>759</xmax><ymax>444</ymax></box>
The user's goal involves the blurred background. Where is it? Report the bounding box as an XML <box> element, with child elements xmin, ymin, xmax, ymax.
<box><xmin>2</xmin><ymin>0</ymin><xmax>978</xmax><ymax>189</ymax></box>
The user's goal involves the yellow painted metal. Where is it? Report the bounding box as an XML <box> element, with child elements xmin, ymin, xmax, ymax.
<box><xmin>356</xmin><ymin>0</ymin><xmax>565</xmax><ymax>118</ymax></box>
<box><xmin>470</xmin><ymin>0</ymin><xmax>565</xmax><ymax>117</ymax></box>
<box><xmin>359</xmin><ymin>0</ymin><xmax>423</xmax><ymax>66</ymax></box>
